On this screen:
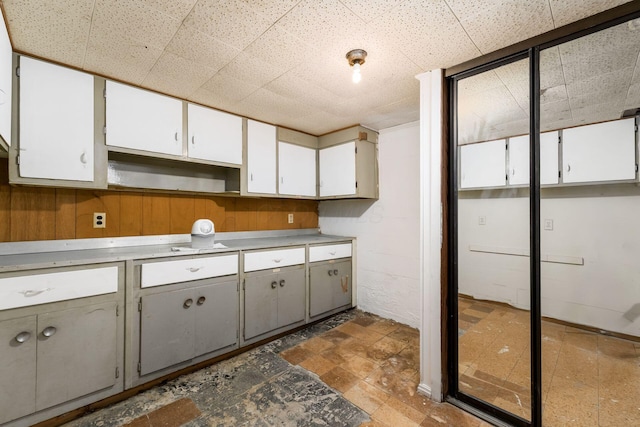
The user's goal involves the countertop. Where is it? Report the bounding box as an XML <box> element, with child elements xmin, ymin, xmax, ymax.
<box><xmin>0</xmin><ymin>230</ymin><xmax>354</xmax><ymax>272</ymax></box>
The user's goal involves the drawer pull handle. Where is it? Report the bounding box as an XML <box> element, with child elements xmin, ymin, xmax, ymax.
<box><xmin>279</xmin><ymin>279</ymin><xmax>285</xmax><ymax>287</ymax></box>
<box><xmin>15</xmin><ymin>331</ymin><xmax>31</xmax><ymax>343</ymax></box>
<box><xmin>42</xmin><ymin>326</ymin><xmax>57</xmax><ymax>338</ymax></box>
<box><xmin>197</xmin><ymin>296</ymin><xmax>206</xmax><ymax>305</ymax></box>
<box><xmin>187</xmin><ymin>267</ymin><xmax>202</xmax><ymax>273</ymax></box>
<box><xmin>329</xmin><ymin>251</ymin><xmax>336</xmax><ymax>255</ymax></box>
<box><xmin>271</xmin><ymin>281</ymin><xmax>277</xmax><ymax>289</ymax></box>
<box><xmin>273</xmin><ymin>258</ymin><xmax>282</xmax><ymax>263</ymax></box>
<box><xmin>333</xmin><ymin>269</ymin><xmax>338</xmax><ymax>276</ymax></box>
<box><xmin>21</xmin><ymin>288</ymin><xmax>51</xmax><ymax>297</ymax></box>
<box><xmin>328</xmin><ymin>270</ymin><xmax>333</xmax><ymax>276</ymax></box>
<box><xmin>183</xmin><ymin>299</ymin><xmax>193</xmax><ymax>309</ymax></box>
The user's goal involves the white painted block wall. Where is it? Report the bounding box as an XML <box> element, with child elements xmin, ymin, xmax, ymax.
<box><xmin>318</xmin><ymin>122</ymin><xmax>421</xmax><ymax>328</ymax></box>
<box><xmin>459</xmin><ymin>188</ymin><xmax>640</xmax><ymax>337</ymax></box>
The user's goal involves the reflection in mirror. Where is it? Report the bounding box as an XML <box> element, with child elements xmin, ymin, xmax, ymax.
<box><xmin>539</xmin><ymin>18</ymin><xmax>640</xmax><ymax>426</ymax></box>
<box><xmin>456</xmin><ymin>57</ymin><xmax>531</xmax><ymax>421</ymax></box>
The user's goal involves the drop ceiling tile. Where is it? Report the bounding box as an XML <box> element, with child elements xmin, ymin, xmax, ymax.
<box><xmin>218</xmin><ymin>52</ymin><xmax>288</xmax><ymax>87</ymax></box>
<box><xmin>240</xmin><ymin>0</ymin><xmax>301</xmax><ymax>22</ymax></box>
<box><xmin>201</xmin><ymin>72</ymin><xmax>260</xmax><ymax>103</ymax></box>
<box><xmin>187</xmin><ymin>87</ymin><xmax>236</xmax><ymax>112</ymax></box>
<box><xmin>165</xmin><ymin>25</ymin><xmax>241</xmax><ymax>73</ymax></box>
<box><xmin>566</xmin><ymin>66</ymin><xmax>634</xmax><ymax>99</ymax></box>
<box><xmin>243</xmin><ymin>26</ymin><xmax>312</xmax><ymax>72</ymax></box>
<box><xmin>339</xmin><ymin>0</ymin><xmax>404</xmax><ymax>23</ymax></box>
<box><xmin>624</xmin><ymin>82</ymin><xmax>640</xmax><ymax>109</ymax></box>
<box><xmin>549</xmin><ymin>0</ymin><xmax>633</xmax><ymax>28</ymax></box>
<box><xmin>183</xmin><ymin>0</ymin><xmax>273</xmax><ymax>50</ymax></box>
<box><xmin>561</xmin><ymin>46</ymin><xmax>639</xmax><ymax>84</ymax></box>
<box><xmin>541</xmin><ymin>85</ymin><xmax>569</xmax><ymax>104</ymax></box>
<box><xmin>237</xmin><ymin>88</ymin><xmax>317</xmax><ymax>120</ymax></box>
<box><xmin>541</xmin><ymin>99</ymin><xmax>571</xmax><ymax>123</ymax></box>
<box><xmin>264</xmin><ymin>73</ymin><xmax>347</xmax><ymax>110</ymax></box>
<box><xmin>2</xmin><ymin>0</ymin><xmax>94</xmax><ymax>68</ymax></box>
<box><xmin>141</xmin><ymin>51</ymin><xmax>217</xmax><ymax>98</ymax></box>
<box><xmin>140</xmin><ymin>0</ymin><xmax>198</xmax><ymax>18</ymax></box>
<box><xmin>447</xmin><ymin>0</ymin><xmax>554</xmax><ymax>54</ymax></box>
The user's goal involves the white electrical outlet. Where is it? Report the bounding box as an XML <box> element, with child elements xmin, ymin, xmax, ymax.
<box><xmin>94</xmin><ymin>212</ymin><xmax>106</xmax><ymax>228</ymax></box>
<box><xmin>478</xmin><ymin>216</ymin><xmax>486</xmax><ymax>225</ymax></box>
<box><xmin>288</xmin><ymin>213</ymin><xmax>294</xmax><ymax>224</ymax></box>
<box><xmin>544</xmin><ymin>219</ymin><xmax>553</xmax><ymax>231</ymax></box>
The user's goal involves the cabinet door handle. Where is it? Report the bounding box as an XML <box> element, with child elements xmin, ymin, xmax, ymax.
<box><xmin>328</xmin><ymin>270</ymin><xmax>333</xmax><ymax>276</ymax></box>
<box><xmin>279</xmin><ymin>279</ymin><xmax>285</xmax><ymax>287</ymax></box>
<box><xmin>511</xmin><ymin>168</ymin><xmax>515</xmax><ymax>176</ymax></box>
<box><xmin>174</xmin><ymin>131</ymin><xmax>179</xmax><ymax>141</ymax></box>
<box><xmin>187</xmin><ymin>267</ymin><xmax>202</xmax><ymax>273</ymax></box>
<box><xmin>80</xmin><ymin>152</ymin><xmax>88</xmax><ymax>164</ymax></box>
<box><xmin>191</xmin><ymin>135</ymin><xmax>195</xmax><ymax>145</ymax></box>
<box><xmin>250</xmin><ymin>173</ymin><xmax>254</xmax><ymax>181</ymax></box>
<box><xmin>183</xmin><ymin>298</ymin><xmax>193</xmax><ymax>309</ymax></box>
<box><xmin>15</xmin><ymin>331</ymin><xmax>31</xmax><ymax>343</ymax></box>
<box><xmin>567</xmin><ymin>164</ymin><xmax>571</xmax><ymax>172</ymax></box>
<box><xmin>42</xmin><ymin>326</ymin><xmax>57</xmax><ymax>337</ymax></box>
<box><xmin>281</xmin><ymin>177</ymin><xmax>284</xmax><ymax>184</ymax></box>
<box><xmin>333</xmin><ymin>269</ymin><xmax>338</xmax><ymax>276</ymax></box>
<box><xmin>271</xmin><ymin>281</ymin><xmax>277</xmax><ymax>289</ymax></box>
<box><xmin>197</xmin><ymin>296</ymin><xmax>206</xmax><ymax>305</ymax></box>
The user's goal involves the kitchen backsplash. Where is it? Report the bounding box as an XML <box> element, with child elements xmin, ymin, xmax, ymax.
<box><xmin>0</xmin><ymin>163</ymin><xmax>318</xmax><ymax>242</ymax></box>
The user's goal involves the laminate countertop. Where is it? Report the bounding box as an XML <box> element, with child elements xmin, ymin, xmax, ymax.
<box><xmin>0</xmin><ymin>229</ymin><xmax>354</xmax><ymax>272</ymax></box>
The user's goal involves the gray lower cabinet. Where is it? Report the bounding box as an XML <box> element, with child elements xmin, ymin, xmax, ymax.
<box><xmin>139</xmin><ymin>279</ymin><xmax>238</xmax><ymax>376</ymax></box>
<box><xmin>309</xmin><ymin>260</ymin><xmax>352</xmax><ymax>318</ymax></box>
<box><xmin>244</xmin><ymin>266</ymin><xmax>305</xmax><ymax>341</ymax></box>
<box><xmin>0</xmin><ymin>301</ymin><xmax>118</xmax><ymax>425</ymax></box>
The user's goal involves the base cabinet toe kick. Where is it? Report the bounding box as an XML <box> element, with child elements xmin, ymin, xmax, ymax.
<box><xmin>0</xmin><ymin>236</ymin><xmax>354</xmax><ymax>426</ymax></box>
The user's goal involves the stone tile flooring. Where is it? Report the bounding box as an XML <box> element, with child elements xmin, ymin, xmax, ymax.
<box><xmin>63</xmin><ymin>310</ymin><xmax>485</xmax><ymax>427</ymax></box>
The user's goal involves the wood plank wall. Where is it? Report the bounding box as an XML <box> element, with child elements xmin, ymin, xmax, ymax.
<box><xmin>0</xmin><ymin>163</ymin><xmax>318</xmax><ymax>242</ymax></box>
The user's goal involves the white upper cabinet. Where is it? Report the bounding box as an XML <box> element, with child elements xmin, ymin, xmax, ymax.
<box><xmin>459</xmin><ymin>139</ymin><xmax>506</xmax><ymax>189</ymax></box>
<box><xmin>18</xmin><ymin>57</ymin><xmax>94</xmax><ymax>181</ymax></box>
<box><xmin>105</xmin><ymin>80</ymin><xmax>182</xmax><ymax>156</ymax></box>
<box><xmin>278</xmin><ymin>142</ymin><xmax>316</xmax><ymax>197</ymax></box>
<box><xmin>507</xmin><ymin>131</ymin><xmax>560</xmax><ymax>186</ymax></box>
<box><xmin>246</xmin><ymin>119</ymin><xmax>276</xmax><ymax>194</ymax></box>
<box><xmin>562</xmin><ymin>118</ymin><xmax>636</xmax><ymax>184</ymax></box>
<box><xmin>0</xmin><ymin>8</ymin><xmax>12</xmax><ymax>147</ymax></box>
<box><xmin>187</xmin><ymin>103</ymin><xmax>242</xmax><ymax>165</ymax></box>
<box><xmin>319</xmin><ymin>141</ymin><xmax>356</xmax><ymax>197</ymax></box>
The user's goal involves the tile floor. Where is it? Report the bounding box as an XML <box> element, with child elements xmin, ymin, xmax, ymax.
<box><xmin>62</xmin><ymin>309</ymin><xmax>486</xmax><ymax>427</ymax></box>
<box><xmin>458</xmin><ymin>296</ymin><xmax>640</xmax><ymax>426</ymax></box>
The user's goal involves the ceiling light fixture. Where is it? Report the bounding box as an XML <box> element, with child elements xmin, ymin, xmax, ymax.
<box><xmin>346</xmin><ymin>49</ymin><xmax>367</xmax><ymax>84</ymax></box>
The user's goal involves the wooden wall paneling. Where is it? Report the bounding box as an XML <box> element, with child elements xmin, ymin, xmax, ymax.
<box><xmin>120</xmin><ymin>192</ymin><xmax>143</xmax><ymax>236</ymax></box>
<box><xmin>234</xmin><ymin>198</ymin><xmax>258</xmax><ymax>231</ymax></box>
<box><xmin>55</xmin><ymin>189</ymin><xmax>76</xmax><ymax>239</ymax></box>
<box><xmin>0</xmin><ymin>183</ymin><xmax>10</xmax><ymax>242</ymax></box>
<box><xmin>256</xmin><ymin>198</ymin><xmax>278</xmax><ymax>230</ymax></box>
<box><xmin>169</xmin><ymin>196</ymin><xmax>195</xmax><ymax>234</ymax></box>
<box><xmin>75</xmin><ymin>190</ymin><xmax>121</xmax><ymax>238</ymax></box>
<box><xmin>142</xmin><ymin>194</ymin><xmax>171</xmax><ymax>235</ymax></box>
<box><xmin>10</xmin><ymin>187</ymin><xmax>56</xmax><ymax>241</ymax></box>
<box><xmin>219</xmin><ymin>197</ymin><xmax>236</xmax><ymax>232</ymax></box>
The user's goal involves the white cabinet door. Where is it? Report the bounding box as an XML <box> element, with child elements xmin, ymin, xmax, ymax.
<box><xmin>459</xmin><ymin>139</ymin><xmax>506</xmax><ymax>189</ymax></box>
<box><xmin>105</xmin><ymin>80</ymin><xmax>182</xmax><ymax>156</ymax></box>
<box><xmin>562</xmin><ymin>118</ymin><xmax>636</xmax><ymax>184</ymax></box>
<box><xmin>19</xmin><ymin>57</ymin><xmax>94</xmax><ymax>181</ymax></box>
<box><xmin>187</xmin><ymin>103</ymin><xmax>242</xmax><ymax>165</ymax></box>
<box><xmin>319</xmin><ymin>141</ymin><xmax>356</xmax><ymax>197</ymax></box>
<box><xmin>278</xmin><ymin>142</ymin><xmax>316</xmax><ymax>197</ymax></box>
<box><xmin>507</xmin><ymin>131</ymin><xmax>559</xmax><ymax>186</ymax></box>
<box><xmin>246</xmin><ymin>119</ymin><xmax>276</xmax><ymax>194</ymax></box>
<box><xmin>0</xmin><ymin>8</ymin><xmax>12</xmax><ymax>147</ymax></box>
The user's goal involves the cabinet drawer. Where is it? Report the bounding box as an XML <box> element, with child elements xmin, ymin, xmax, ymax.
<box><xmin>141</xmin><ymin>254</ymin><xmax>238</xmax><ymax>288</ymax></box>
<box><xmin>244</xmin><ymin>248</ymin><xmax>305</xmax><ymax>272</ymax></box>
<box><xmin>309</xmin><ymin>243</ymin><xmax>352</xmax><ymax>262</ymax></box>
<box><xmin>0</xmin><ymin>266</ymin><xmax>118</xmax><ymax>311</ymax></box>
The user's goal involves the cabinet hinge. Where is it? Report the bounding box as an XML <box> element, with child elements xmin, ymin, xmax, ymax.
<box><xmin>636</xmin><ymin>164</ymin><xmax>638</xmax><ymax>173</ymax></box>
<box><xmin>15</xmin><ymin>155</ymin><xmax>19</xmax><ymax>165</ymax></box>
<box><xmin>115</xmin><ymin>367</ymin><xmax>120</xmax><ymax>378</ymax></box>
<box><xmin>558</xmin><ymin>136</ymin><xmax>561</xmax><ymax>144</ymax></box>
<box><xmin>355</xmin><ymin>181</ymin><xmax>358</xmax><ymax>188</ymax></box>
<box><xmin>355</xmin><ymin>146</ymin><xmax>358</xmax><ymax>154</ymax></box>
<box><xmin>242</xmin><ymin>327</ymin><xmax>245</xmax><ymax>339</ymax></box>
<box><xmin>558</xmin><ymin>171</ymin><xmax>561</xmax><ymax>178</ymax></box>
<box><xmin>242</xmin><ymin>278</ymin><xmax>245</xmax><ymax>290</ymax></box>
<box><xmin>505</xmin><ymin>142</ymin><xmax>508</xmax><ymax>150</ymax></box>
<box><xmin>103</xmin><ymin>87</ymin><xmax>107</xmax><ymax>98</ymax></box>
<box><xmin>137</xmin><ymin>362</ymin><xmax>141</xmax><ymax>373</ymax></box>
<box><xmin>103</xmin><ymin>126</ymin><xmax>107</xmax><ymax>135</ymax></box>
<box><xmin>116</xmin><ymin>305</ymin><xmax>119</xmax><ymax>316</ymax></box>
<box><xmin>138</xmin><ymin>298</ymin><xmax>142</xmax><ymax>312</ymax></box>
<box><xmin>15</xmin><ymin>66</ymin><xmax>19</xmax><ymax>77</ymax></box>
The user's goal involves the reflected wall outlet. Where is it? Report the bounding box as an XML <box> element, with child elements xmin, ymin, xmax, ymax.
<box><xmin>288</xmin><ymin>213</ymin><xmax>294</xmax><ymax>224</ymax></box>
<box><xmin>94</xmin><ymin>212</ymin><xmax>106</xmax><ymax>228</ymax></box>
<box><xmin>478</xmin><ymin>216</ymin><xmax>486</xmax><ymax>225</ymax></box>
<box><xmin>544</xmin><ymin>219</ymin><xmax>553</xmax><ymax>231</ymax></box>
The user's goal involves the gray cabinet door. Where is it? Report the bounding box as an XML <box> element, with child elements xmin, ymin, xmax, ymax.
<box><xmin>310</xmin><ymin>260</ymin><xmax>352</xmax><ymax>318</ymax></box>
<box><xmin>0</xmin><ymin>315</ymin><xmax>37</xmax><ymax>424</ymax></box>
<box><xmin>276</xmin><ymin>268</ymin><xmax>305</xmax><ymax>328</ymax></box>
<box><xmin>244</xmin><ymin>272</ymin><xmax>278</xmax><ymax>340</ymax></box>
<box><xmin>140</xmin><ymin>289</ymin><xmax>194</xmax><ymax>375</ymax></box>
<box><xmin>194</xmin><ymin>280</ymin><xmax>238</xmax><ymax>357</ymax></box>
<box><xmin>36</xmin><ymin>302</ymin><xmax>117</xmax><ymax>411</ymax></box>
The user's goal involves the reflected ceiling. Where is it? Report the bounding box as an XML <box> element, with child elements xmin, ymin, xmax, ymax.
<box><xmin>458</xmin><ymin>18</ymin><xmax>640</xmax><ymax>145</ymax></box>
<box><xmin>0</xmin><ymin>0</ymin><xmax>634</xmax><ymax>135</ymax></box>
